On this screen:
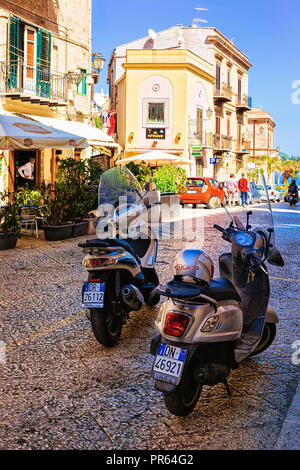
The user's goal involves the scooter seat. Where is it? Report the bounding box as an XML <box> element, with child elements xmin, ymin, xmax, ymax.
<box><xmin>80</xmin><ymin>238</ymin><xmax>140</xmax><ymax>263</ymax></box>
<box><xmin>206</xmin><ymin>278</ymin><xmax>240</xmax><ymax>302</ymax></box>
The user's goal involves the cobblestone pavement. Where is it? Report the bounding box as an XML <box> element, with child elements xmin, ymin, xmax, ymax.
<box><xmin>0</xmin><ymin>203</ymin><xmax>299</xmax><ymax>450</ymax></box>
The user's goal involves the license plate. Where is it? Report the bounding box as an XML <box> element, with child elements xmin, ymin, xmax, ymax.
<box><xmin>186</xmin><ymin>190</ymin><xmax>197</xmax><ymax>194</ymax></box>
<box><xmin>82</xmin><ymin>282</ymin><xmax>105</xmax><ymax>308</ymax></box>
<box><xmin>153</xmin><ymin>344</ymin><xmax>187</xmax><ymax>384</ymax></box>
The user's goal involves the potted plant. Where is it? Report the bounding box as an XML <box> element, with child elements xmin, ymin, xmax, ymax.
<box><xmin>41</xmin><ymin>183</ymin><xmax>74</xmax><ymax>241</ymax></box>
<box><xmin>56</xmin><ymin>158</ymin><xmax>102</xmax><ymax>238</ymax></box>
<box><xmin>0</xmin><ymin>192</ymin><xmax>22</xmax><ymax>250</ymax></box>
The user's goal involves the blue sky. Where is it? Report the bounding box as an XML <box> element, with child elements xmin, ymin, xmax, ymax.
<box><xmin>92</xmin><ymin>0</ymin><xmax>300</xmax><ymax>156</ymax></box>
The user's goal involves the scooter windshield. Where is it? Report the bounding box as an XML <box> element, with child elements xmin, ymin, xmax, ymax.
<box><xmin>98</xmin><ymin>166</ymin><xmax>143</xmax><ymax>209</ymax></box>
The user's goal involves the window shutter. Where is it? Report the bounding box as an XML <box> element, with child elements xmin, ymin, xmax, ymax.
<box><xmin>36</xmin><ymin>29</ymin><xmax>51</xmax><ymax>97</ymax></box>
<box><xmin>7</xmin><ymin>17</ymin><xmax>20</xmax><ymax>90</ymax></box>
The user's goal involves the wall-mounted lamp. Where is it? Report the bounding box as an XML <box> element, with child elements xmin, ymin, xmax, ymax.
<box><xmin>175</xmin><ymin>132</ymin><xmax>182</xmax><ymax>144</ymax></box>
<box><xmin>206</xmin><ymin>107</ymin><xmax>213</xmax><ymax>120</ymax></box>
<box><xmin>128</xmin><ymin>132</ymin><xmax>134</xmax><ymax>143</ymax></box>
<box><xmin>92</xmin><ymin>53</ymin><xmax>106</xmax><ymax>71</ymax></box>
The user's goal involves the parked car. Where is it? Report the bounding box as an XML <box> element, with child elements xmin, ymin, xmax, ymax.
<box><xmin>275</xmin><ymin>185</ymin><xmax>286</xmax><ymax>201</ymax></box>
<box><xmin>257</xmin><ymin>184</ymin><xmax>280</xmax><ymax>202</ymax></box>
<box><xmin>219</xmin><ymin>182</ymin><xmax>241</xmax><ymax>206</ymax></box>
<box><xmin>248</xmin><ymin>182</ymin><xmax>262</xmax><ymax>205</ymax></box>
<box><xmin>267</xmin><ymin>184</ymin><xmax>282</xmax><ymax>202</ymax></box>
<box><xmin>180</xmin><ymin>177</ymin><xmax>226</xmax><ymax>209</ymax></box>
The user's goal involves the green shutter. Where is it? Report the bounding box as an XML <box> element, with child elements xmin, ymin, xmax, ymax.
<box><xmin>7</xmin><ymin>17</ymin><xmax>20</xmax><ymax>90</ymax></box>
<box><xmin>77</xmin><ymin>69</ymin><xmax>87</xmax><ymax>96</ymax></box>
<box><xmin>36</xmin><ymin>29</ymin><xmax>51</xmax><ymax>98</ymax></box>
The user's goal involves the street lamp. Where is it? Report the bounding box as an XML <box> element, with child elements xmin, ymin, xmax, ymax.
<box><xmin>92</xmin><ymin>53</ymin><xmax>105</xmax><ymax>71</ymax></box>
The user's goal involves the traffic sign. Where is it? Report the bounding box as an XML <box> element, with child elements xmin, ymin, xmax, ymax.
<box><xmin>210</xmin><ymin>157</ymin><xmax>217</xmax><ymax>165</ymax></box>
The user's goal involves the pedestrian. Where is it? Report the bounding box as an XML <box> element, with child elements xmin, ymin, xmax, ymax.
<box><xmin>225</xmin><ymin>174</ymin><xmax>237</xmax><ymax>208</ymax></box>
<box><xmin>17</xmin><ymin>156</ymin><xmax>36</xmax><ymax>188</ymax></box>
<box><xmin>238</xmin><ymin>173</ymin><xmax>249</xmax><ymax>207</ymax></box>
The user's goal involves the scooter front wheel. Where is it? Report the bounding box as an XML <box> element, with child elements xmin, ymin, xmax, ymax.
<box><xmin>250</xmin><ymin>322</ymin><xmax>276</xmax><ymax>357</ymax></box>
<box><xmin>163</xmin><ymin>362</ymin><xmax>202</xmax><ymax>416</ymax></box>
<box><xmin>90</xmin><ymin>308</ymin><xmax>122</xmax><ymax>347</ymax></box>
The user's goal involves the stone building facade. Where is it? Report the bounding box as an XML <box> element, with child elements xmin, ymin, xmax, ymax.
<box><xmin>0</xmin><ymin>0</ymin><xmax>92</xmax><ymax>193</ymax></box>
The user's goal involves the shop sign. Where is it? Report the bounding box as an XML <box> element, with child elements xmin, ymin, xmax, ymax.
<box><xmin>146</xmin><ymin>128</ymin><xmax>165</xmax><ymax>139</ymax></box>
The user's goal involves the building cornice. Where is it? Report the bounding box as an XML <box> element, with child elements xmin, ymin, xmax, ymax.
<box><xmin>206</xmin><ymin>33</ymin><xmax>252</xmax><ymax>71</ymax></box>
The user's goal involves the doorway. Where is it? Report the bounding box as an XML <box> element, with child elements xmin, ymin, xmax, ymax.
<box><xmin>14</xmin><ymin>150</ymin><xmax>38</xmax><ymax>189</ymax></box>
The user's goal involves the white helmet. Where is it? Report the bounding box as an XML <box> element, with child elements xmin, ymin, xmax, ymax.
<box><xmin>173</xmin><ymin>249</ymin><xmax>214</xmax><ymax>285</ymax></box>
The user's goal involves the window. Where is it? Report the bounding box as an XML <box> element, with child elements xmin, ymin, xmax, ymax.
<box><xmin>227</xmin><ymin>114</ymin><xmax>231</xmax><ymax>136</ymax></box>
<box><xmin>237</xmin><ymin>75</ymin><xmax>242</xmax><ymax>105</ymax></box>
<box><xmin>77</xmin><ymin>69</ymin><xmax>87</xmax><ymax>96</ymax></box>
<box><xmin>143</xmin><ymin>98</ymin><xmax>169</xmax><ymax>127</ymax></box>
<box><xmin>227</xmin><ymin>68</ymin><xmax>231</xmax><ymax>87</ymax></box>
<box><xmin>148</xmin><ymin>102</ymin><xmax>164</xmax><ymax>123</ymax></box>
<box><xmin>7</xmin><ymin>17</ymin><xmax>51</xmax><ymax>96</ymax></box>
<box><xmin>216</xmin><ymin>63</ymin><xmax>221</xmax><ymax>93</ymax></box>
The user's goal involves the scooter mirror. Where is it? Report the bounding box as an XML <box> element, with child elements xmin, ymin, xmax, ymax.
<box><xmin>267</xmin><ymin>246</ymin><xmax>284</xmax><ymax>267</ymax></box>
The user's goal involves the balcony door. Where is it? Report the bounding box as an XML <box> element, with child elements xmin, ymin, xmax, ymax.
<box><xmin>24</xmin><ymin>25</ymin><xmax>37</xmax><ymax>94</ymax></box>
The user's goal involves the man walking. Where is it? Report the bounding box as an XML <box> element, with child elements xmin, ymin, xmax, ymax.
<box><xmin>225</xmin><ymin>174</ymin><xmax>237</xmax><ymax>208</ymax></box>
<box><xmin>238</xmin><ymin>173</ymin><xmax>249</xmax><ymax>207</ymax></box>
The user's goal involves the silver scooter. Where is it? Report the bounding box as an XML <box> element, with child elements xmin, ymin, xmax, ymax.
<box><xmin>150</xmin><ymin>175</ymin><xmax>284</xmax><ymax>416</ymax></box>
<box><xmin>79</xmin><ymin>167</ymin><xmax>161</xmax><ymax>347</ymax></box>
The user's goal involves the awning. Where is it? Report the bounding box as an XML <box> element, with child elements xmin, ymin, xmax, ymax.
<box><xmin>0</xmin><ymin>112</ymin><xmax>88</xmax><ymax>150</ymax></box>
<box><xmin>116</xmin><ymin>151</ymin><xmax>192</xmax><ymax>166</ymax></box>
<box><xmin>24</xmin><ymin>115</ymin><xmax>119</xmax><ymax>149</ymax></box>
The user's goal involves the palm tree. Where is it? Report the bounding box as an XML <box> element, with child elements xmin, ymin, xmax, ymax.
<box><xmin>261</xmin><ymin>154</ymin><xmax>283</xmax><ymax>183</ymax></box>
<box><xmin>280</xmin><ymin>158</ymin><xmax>300</xmax><ymax>183</ymax></box>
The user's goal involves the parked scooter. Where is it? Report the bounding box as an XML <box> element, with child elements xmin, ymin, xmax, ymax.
<box><xmin>150</xmin><ymin>175</ymin><xmax>284</xmax><ymax>416</ymax></box>
<box><xmin>79</xmin><ymin>167</ymin><xmax>161</xmax><ymax>347</ymax></box>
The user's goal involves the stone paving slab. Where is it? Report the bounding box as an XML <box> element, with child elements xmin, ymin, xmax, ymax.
<box><xmin>0</xmin><ymin>206</ymin><xmax>299</xmax><ymax>450</ymax></box>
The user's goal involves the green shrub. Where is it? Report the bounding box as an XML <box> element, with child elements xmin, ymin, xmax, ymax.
<box><xmin>151</xmin><ymin>165</ymin><xmax>187</xmax><ymax>194</ymax></box>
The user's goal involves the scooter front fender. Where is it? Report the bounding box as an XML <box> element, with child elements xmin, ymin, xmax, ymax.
<box><xmin>266</xmin><ymin>306</ymin><xmax>279</xmax><ymax>324</ymax></box>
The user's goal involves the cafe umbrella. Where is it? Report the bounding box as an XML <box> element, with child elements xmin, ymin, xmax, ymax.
<box><xmin>0</xmin><ymin>113</ymin><xmax>88</xmax><ymax>150</ymax></box>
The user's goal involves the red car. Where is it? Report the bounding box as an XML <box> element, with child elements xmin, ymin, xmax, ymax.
<box><xmin>180</xmin><ymin>177</ymin><xmax>226</xmax><ymax>209</ymax></box>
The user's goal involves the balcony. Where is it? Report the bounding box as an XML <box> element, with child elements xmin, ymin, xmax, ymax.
<box><xmin>236</xmin><ymin>139</ymin><xmax>251</xmax><ymax>155</ymax></box>
<box><xmin>0</xmin><ymin>60</ymin><xmax>68</xmax><ymax>106</ymax></box>
<box><xmin>236</xmin><ymin>94</ymin><xmax>252</xmax><ymax>112</ymax></box>
<box><xmin>214</xmin><ymin>84</ymin><xmax>232</xmax><ymax>103</ymax></box>
<box><xmin>213</xmin><ymin>135</ymin><xmax>233</xmax><ymax>153</ymax></box>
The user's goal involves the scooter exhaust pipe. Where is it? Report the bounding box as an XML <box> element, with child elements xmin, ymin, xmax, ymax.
<box><xmin>122</xmin><ymin>284</ymin><xmax>144</xmax><ymax>311</ymax></box>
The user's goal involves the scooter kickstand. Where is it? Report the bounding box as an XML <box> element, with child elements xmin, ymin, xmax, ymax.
<box><xmin>223</xmin><ymin>379</ymin><xmax>232</xmax><ymax>397</ymax></box>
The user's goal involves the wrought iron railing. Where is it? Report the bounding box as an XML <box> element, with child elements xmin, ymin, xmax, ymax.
<box><xmin>0</xmin><ymin>60</ymin><xmax>68</xmax><ymax>103</ymax></box>
<box><xmin>214</xmin><ymin>84</ymin><xmax>232</xmax><ymax>101</ymax></box>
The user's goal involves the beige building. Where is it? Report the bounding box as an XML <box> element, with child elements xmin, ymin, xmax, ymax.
<box><xmin>109</xmin><ymin>25</ymin><xmax>252</xmax><ymax>179</ymax></box>
<box><xmin>0</xmin><ymin>0</ymin><xmax>94</xmax><ymax>193</ymax></box>
<box><xmin>246</xmin><ymin>107</ymin><xmax>277</xmax><ymax>161</ymax></box>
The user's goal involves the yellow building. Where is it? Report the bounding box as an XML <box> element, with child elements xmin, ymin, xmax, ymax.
<box><xmin>109</xmin><ymin>25</ymin><xmax>252</xmax><ymax>179</ymax></box>
<box><xmin>110</xmin><ymin>48</ymin><xmax>215</xmax><ymax>175</ymax></box>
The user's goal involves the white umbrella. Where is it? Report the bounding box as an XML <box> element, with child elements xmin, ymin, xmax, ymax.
<box><xmin>116</xmin><ymin>151</ymin><xmax>191</xmax><ymax>165</ymax></box>
<box><xmin>0</xmin><ymin>113</ymin><xmax>88</xmax><ymax>150</ymax></box>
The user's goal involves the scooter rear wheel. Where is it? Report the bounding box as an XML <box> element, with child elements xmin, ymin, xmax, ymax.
<box><xmin>250</xmin><ymin>322</ymin><xmax>276</xmax><ymax>357</ymax></box>
<box><xmin>90</xmin><ymin>308</ymin><xmax>122</xmax><ymax>347</ymax></box>
<box><xmin>163</xmin><ymin>362</ymin><xmax>202</xmax><ymax>416</ymax></box>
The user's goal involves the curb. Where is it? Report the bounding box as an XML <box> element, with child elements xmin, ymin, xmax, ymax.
<box><xmin>274</xmin><ymin>381</ymin><xmax>300</xmax><ymax>450</ymax></box>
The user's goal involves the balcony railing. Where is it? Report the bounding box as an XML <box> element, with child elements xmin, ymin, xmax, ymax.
<box><xmin>236</xmin><ymin>139</ymin><xmax>251</xmax><ymax>153</ymax></box>
<box><xmin>236</xmin><ymin>94</ymin><xmax>252</xmax><ymax>111</ymax></box>
<box><xmin>0</xmin><ymin>60</ymin><xmax>68</xmax><ymax>104</ymax></box>
<box><xmin>214</xmin><ymin>135</ymin><xmax>233</xmax><ymax>151</ymax></box>
<box><xmin>214</xmin><ymin>84</ymin><xmax>232</xmax><ymax>102</ymax></box>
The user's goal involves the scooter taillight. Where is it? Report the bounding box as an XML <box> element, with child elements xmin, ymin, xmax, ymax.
<box><xmin>271</xmin><ymin>191</ymin><xmax>274</xmax><ymax>195</ymax></box>
<box><xmin>164</xmin><ymin>312</ymin><xmax>190</xmax><ymax>337</ymax></box>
